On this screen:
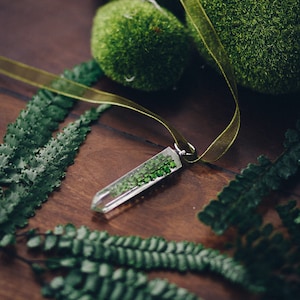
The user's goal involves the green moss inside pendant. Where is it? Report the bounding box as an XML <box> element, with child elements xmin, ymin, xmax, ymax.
<box><xmin>91</xmin><ymin>147</ymin><xmax>182</xmax><ymax>213</ymax></box>
<box><xmin>91</xmin><ymin>0</ymin><xmax>190</xmax><ymax>92</ymax></box>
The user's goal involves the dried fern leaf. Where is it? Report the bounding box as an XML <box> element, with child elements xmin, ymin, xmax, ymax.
<box><xmin>0</xmin><ymin>60</ymin><xmax>103</xmax><ymax>185</ymax></box>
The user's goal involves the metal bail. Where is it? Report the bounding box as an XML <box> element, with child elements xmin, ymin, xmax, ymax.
<box><xmin>174</xmin><ymin>142</ymin><xmax>198</xmax><ymax>163</ymax></box>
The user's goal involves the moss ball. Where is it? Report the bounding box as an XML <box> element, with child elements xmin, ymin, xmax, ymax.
<box><xmin>187</xmin><ymin>0</ymin><xmax>300</xmax><ymax>95</ymax></box>
<box><xmin>91</xmin><ymin>0</ymin><xmax>190</xmax><ymax>91</ymax></box>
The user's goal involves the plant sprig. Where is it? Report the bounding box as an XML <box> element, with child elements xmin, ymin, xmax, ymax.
<box><xmin>0</xmin><ymin>60</ymin><xmax>103</xmax><ymax>185</ymax></box>
<box><xmin>0</xmin><ymin>60</ymin><xmax>108</xmax><ymax>240</ymax></box>
<box><xmin>2</xmin><ymin>223</ymin><xmax>266</xmax><ymax>299</ymax></box>
<box><xmin>198</xmin><ymin>120</ymin><xmax>300</xmax><ymax>235</ymax></box>
<box><xmin>230</xmin><ymin>202</ymin><xmax>300</xmax><ymax>299</ymax></box>
<box><xmin>197</xmin><ymin>119</ymin><xmax>300</xmax><ymax>299</ymax></box>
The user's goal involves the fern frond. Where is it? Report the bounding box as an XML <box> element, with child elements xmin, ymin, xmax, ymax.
<box><xmin>198</xmin><ymin>120</ymin><xmax>300</xmax><ymax>235</ymax></box>
<box><xmin>0</xmin><ymin>105</ymin><xmax>110</xmax><ymax>237</ymax></box>
<box><xmin>0</xmin><ymin>60</ymin><xmax>103</xmax><ymax>185</ymax></box>
<box><xmin>276</xmin><ymin>201</ymin><xmax>300</xmax><ymax>246</ymax></box>
<box><xmin>25</xmin><ymin>224</ymin><xmax>264</xmax><ymax>293</ymax></box>
<box><xmin>233</xmin><ymin>218</ymin><xmax>300</xmax><ymax>300</ymax></box>
<box><xmin>41</xmin><ymin>266</ymin><xmax>200</xmax><ymax>300</ymax></box>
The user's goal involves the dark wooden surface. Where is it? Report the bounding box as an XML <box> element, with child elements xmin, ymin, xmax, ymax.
<box><xmin>0</xmin><ymin>1</ymin><xmax>299</xmax><ymax>299</ymax></box>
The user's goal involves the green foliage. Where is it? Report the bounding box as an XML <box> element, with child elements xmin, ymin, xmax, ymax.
<box><xmin>277</xmin><ymin>200</ymin><xmax>300</xmax><ymax>246</ymax></box>
<box><xmin>187</xmin><ymin>0</ymin><xmax>300</xmax><ymax>94</ymax></box>
<box><xmin>232</xmin><ymin>204</ymin><xmax>300</xmax><ymax>299</ymax></box>
<box><xmin>197</xmin><ymin>120</ymin><xmax>300</xmax><ymax>298</ymax></box>
<box><xmin>19</xmin><ymin>224</ymin><xmax>264</xmax><ymax>299</ymax></box>
<box><xmin>0</xmin><ymin>60</ymin><xmax>108</xmax><ymax>240</ymax></box>
<box><xmin>198</xmin><ymin>120</ymin><xmax>300</xmax><ymax>235</ymax></box>
<box><xmin>1</xmin><ymin>60</ymin><xmax>102</xmax><ymax>173</ymax></box>
<box><xmin>110</xmin><ymin>152</ymin><xmax>177</xmax><ymax>197</ymax></box>
<box><xmin>91</xmin><ymin>0</ymin><xmax>190</xmax><ymax>91</ymax></box>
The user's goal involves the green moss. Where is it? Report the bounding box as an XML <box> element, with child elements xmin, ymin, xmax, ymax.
<box><xmin>91</xmin><ymin>0</ymin><xmax>190</xmax><ymax>91</ymax></box>
<box><xmin>187</xmin><ymin>0</ymin><xmax>300</xmax><ymax>95</ymax></box>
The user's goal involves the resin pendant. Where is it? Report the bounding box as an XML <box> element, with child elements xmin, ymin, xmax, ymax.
<box><xmin>91</xmin><ymin>147</ymin><xmax>182</xmax><ymax>213</ymax></box>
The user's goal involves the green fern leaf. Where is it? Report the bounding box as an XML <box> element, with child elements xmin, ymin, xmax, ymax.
<box><xmin>0</xmin><ymin>60</ymin><xmax>103</xmax><ymax>185</ymax></box>
<box><xmin>25</xmin><ymin>224</ymin><xmax>264</xmax><ymax>293</ymax></box>
<box><xmin>198</xmin><ymin>120</ymin><xmax>300</xmax><ymax>235</ymax></box>
<box><xmin>233</xmin><ymin>217</ymin><xmax>300</xmax><ymax>299</ymax></box>
<box><xmin>0</xmin><ymin>61</ymin><xmax>107</xmax><ymax>240</ymax></box>
<box><xmin>23</xmin><ymin>226</ymin><xmax>205</xmax><ymax>300</ymax></box>
<box><xmin>22</xmin><ymin>224</ymin><xmax>265</xmax><ymax>299</ymax></box>
<box><xmin>0</xmin><ymin>105</ymin><xmax>110</xmax><ymax>238</ymax></box>
<box><xmin>277</xmin><ymin>201</ymin><xmax>300</xmax><ymax>246</ymax></box>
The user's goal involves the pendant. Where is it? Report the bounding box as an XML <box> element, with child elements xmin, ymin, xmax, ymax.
<box><xmin>91</xmin><ymin>147</ymin><xmax>182</xmax><ymax>213</ymax></box>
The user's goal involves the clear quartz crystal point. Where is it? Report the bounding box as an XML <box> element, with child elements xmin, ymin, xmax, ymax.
<box><xmin>91</xmin><ymin>147</ymin><xmax>182</xmax><ymax>213</ymax></box>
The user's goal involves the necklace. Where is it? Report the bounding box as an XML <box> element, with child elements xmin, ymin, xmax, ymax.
<box><xmin>0</xmin><ymin>0</ymin><xmax>241</xmax><ymax>214</ymax></box>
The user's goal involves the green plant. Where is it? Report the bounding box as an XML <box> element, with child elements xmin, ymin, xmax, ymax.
<box><xmin>91</xmin><ymin>0</ymin><xmax>190</xmax><ymax>91</ymax></box>
<box><xmin>187</xmin><ymin>0</ymin><xmax>300</xmax><ymax>94</ymax></box>
<box><xmin>109</xmin><ymin>152</ymin><xmax>178</xmax><ymax>197</ymax></box>
<box><xmin>231</xmin><ymin>203</ymin><xmax>300</xmax><ymax>299</ymax></box>
<box><xmin>1</xmin><ymin>223</ymin><xmax>264</xmax><ymax>300</ymax></box>
<box><xmin>197</xmin><ymin>121</ymin><xmax>300</xmax><ymax>299</ymax></box>
<box><xmin>198</xmin><ymin>120</ymin><xmax>300</xmax><ymax>235</ymax></box>
<box><xmin>0</xmin><ymin>60</ymin><xmax>109</xmax><ymax>240</ymax></box>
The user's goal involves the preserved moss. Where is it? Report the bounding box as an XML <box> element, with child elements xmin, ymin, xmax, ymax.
<box><xmin>187</xmin><ymin>0</ymin><xmax>300</xmax><ymax>95</ymax></box>
<box><xmin>91</xmin><ymin>0</ymin><xmax>190</xmax><ymax>91</ymax></box>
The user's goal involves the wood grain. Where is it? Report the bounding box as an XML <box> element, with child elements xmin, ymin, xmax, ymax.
<box><xmin>0</xmin><ymin>0</ymin><xmax>299</xmax><ymax>299</ymax></box>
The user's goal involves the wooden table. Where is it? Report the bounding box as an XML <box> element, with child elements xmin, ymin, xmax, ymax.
<box><xmin>0</xmin><ymin>1</ymin><xmax>299</xmax><ymax>299</ymax></box>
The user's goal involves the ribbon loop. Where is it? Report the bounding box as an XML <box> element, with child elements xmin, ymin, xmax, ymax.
<box><xmin>180</xmin><ymin>0</ymin><xmax>240</xmax><ymax>162</ymax></box>
<box><xmin>0</xmin><ymin>0</ymin><xmax>240</xmax><ymax>164</ymax></box>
